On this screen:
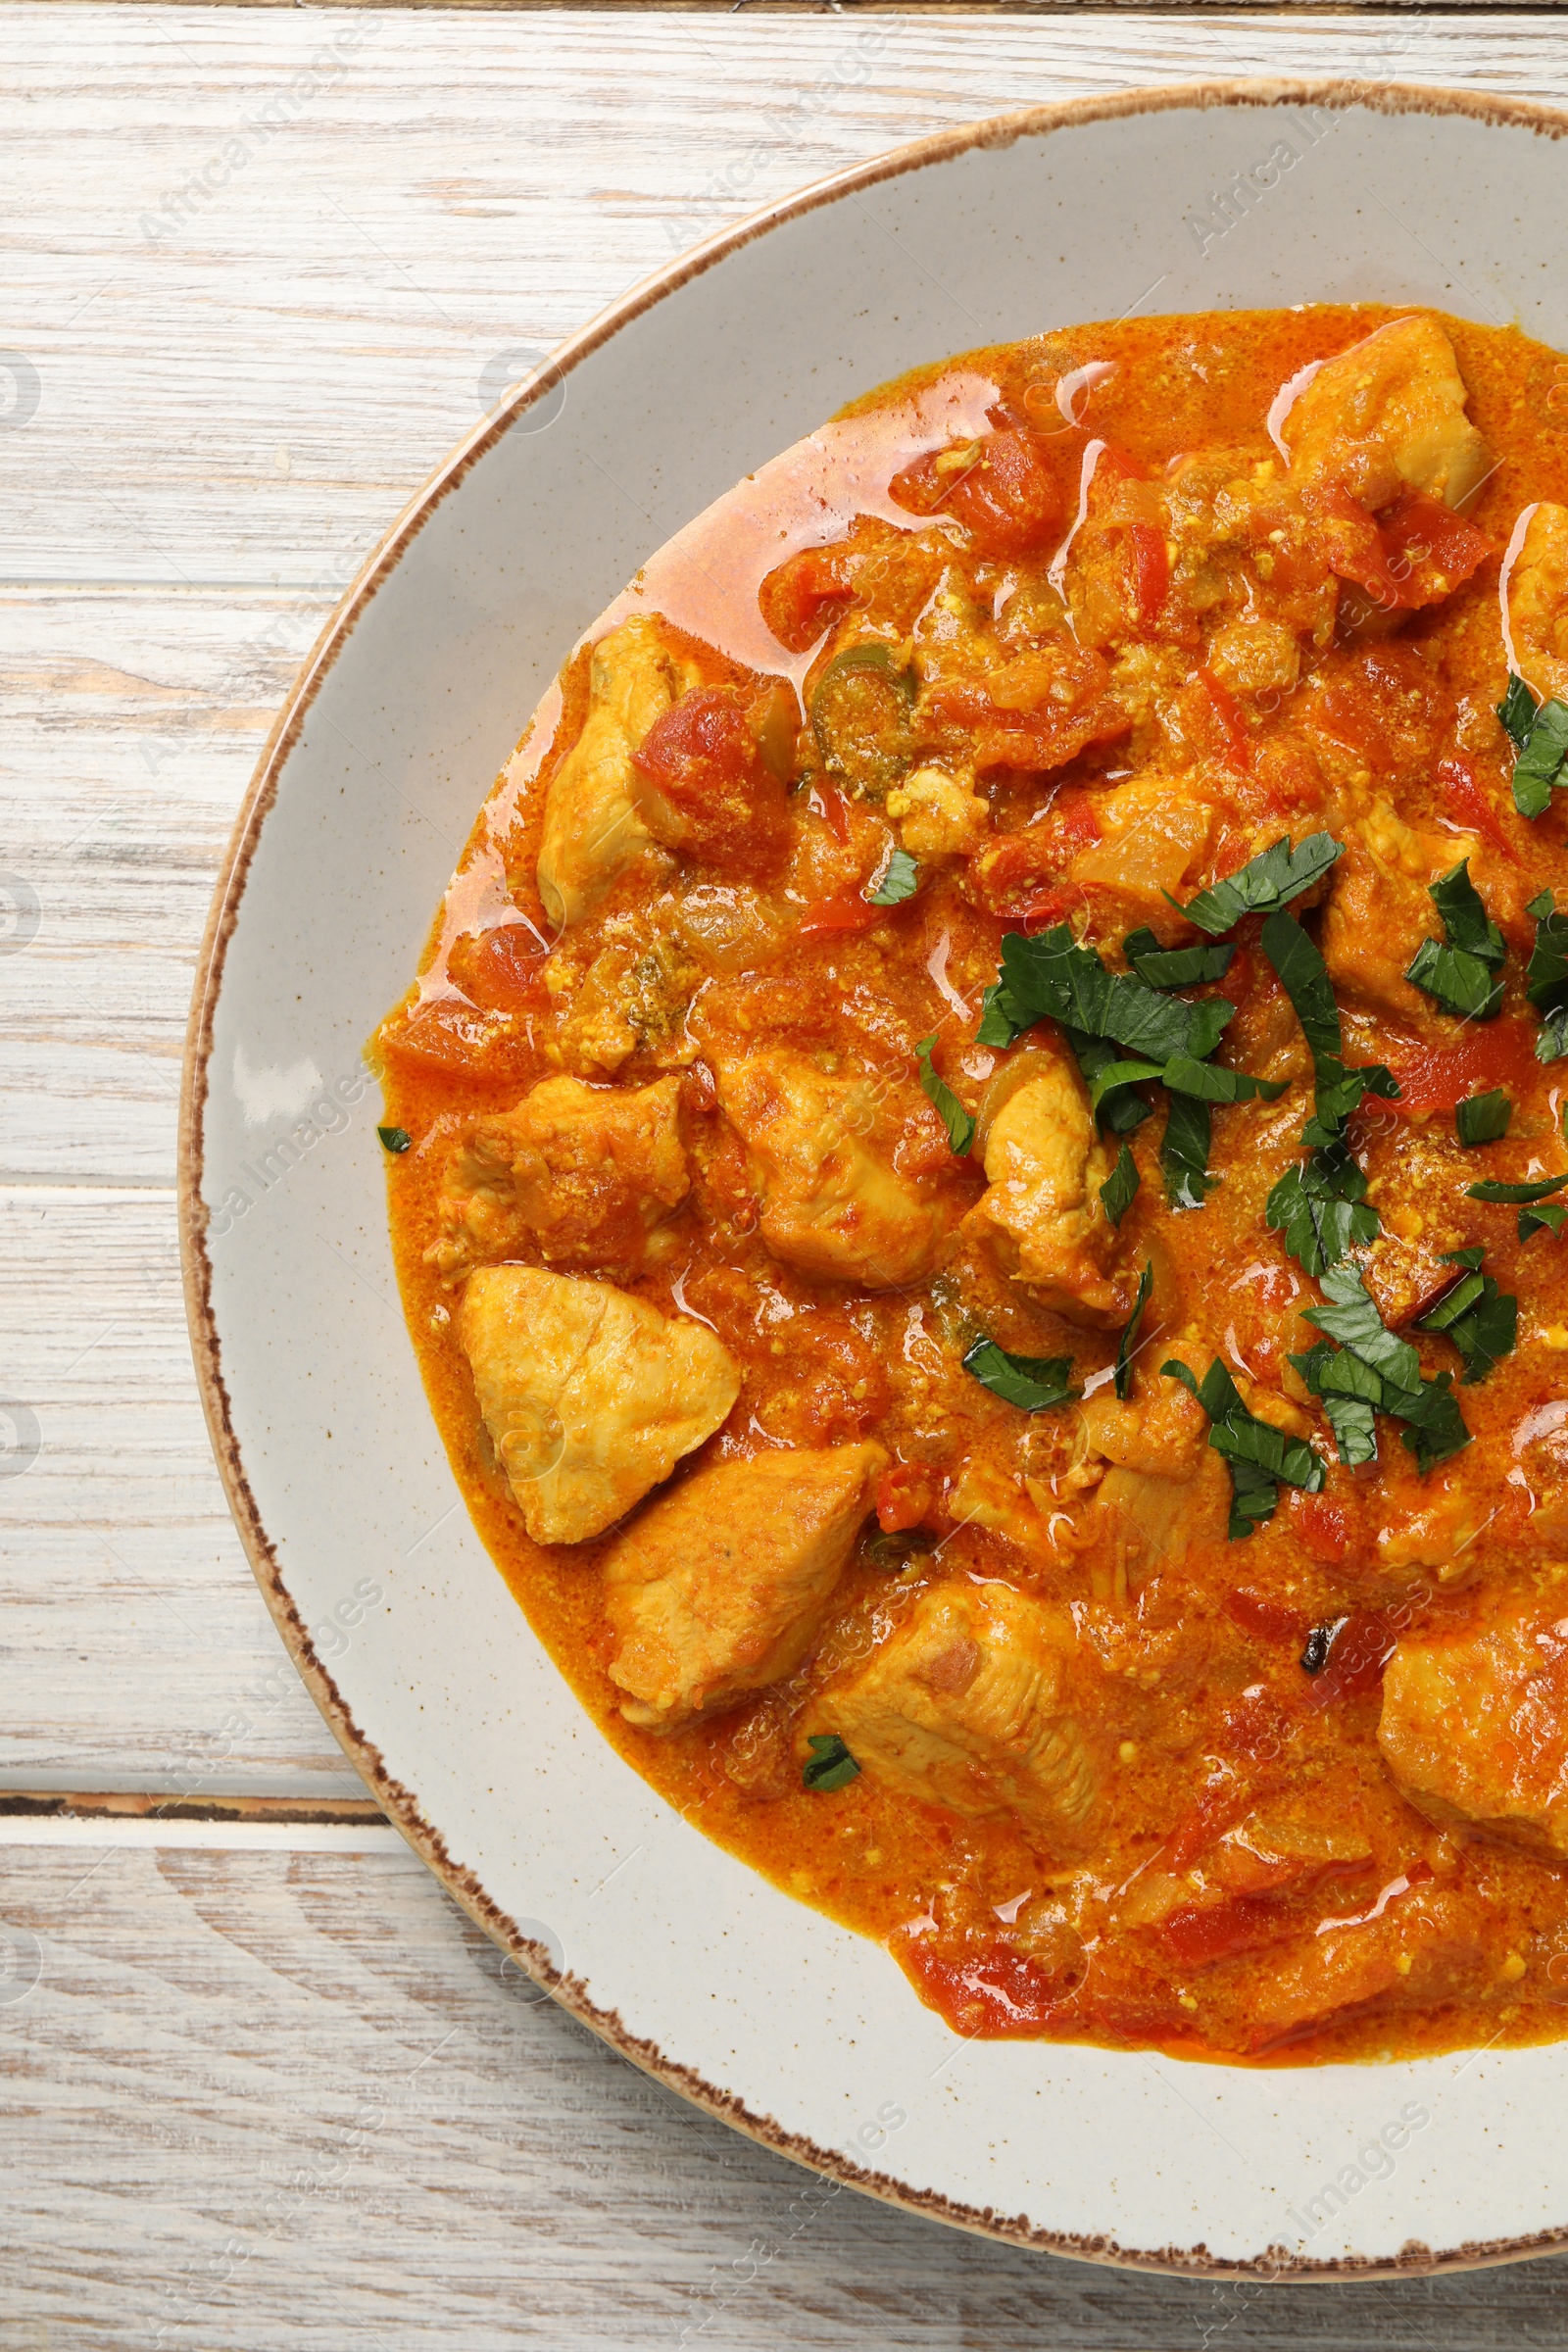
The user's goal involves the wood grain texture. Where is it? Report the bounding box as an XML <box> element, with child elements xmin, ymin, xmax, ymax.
<box><xmin>1</xmin><ymin>1841</ymin><xmax>1567</xmax><ymax>2350</ymax></box>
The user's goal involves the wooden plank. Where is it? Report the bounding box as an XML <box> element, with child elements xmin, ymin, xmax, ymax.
<box><xmin>0</xmin><ymin>1183</ymin><xmax>352</xmax><ymax>1790</ymax></box>
<box><xmin>2</xmin><ymin>1838</ymin><xmax>1567</xmax><ymax>2346</ymax></box>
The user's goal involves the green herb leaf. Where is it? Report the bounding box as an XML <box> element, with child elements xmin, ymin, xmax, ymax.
<box><xmin>1416</xmin><ymin>1258</ymin><xmax>1518</xmax><ymax>1385</ymax></box>
<box><xmin>999</xmin><ymin>926</ymin><xmax>1228</xmax><ymax>1065</ymax></box>
<box><xmin>962</xmin><ymin>1337</ymin><xmax>1079</xmax><ymax>1413</ymax></box>
<box><xmin>1065</xmin><ymin>1029</ymin><xmax>1156</xmax><ymax>1136</ymax></box>
<box><xmin>1289</xmin><ymin>1343</ymin><xmax>1382</xmax><ymax>1468</ymax></box>
<box><xmin>1100</xmin><ymin>1143</ymin><xmax>1141</xmax><ymax>1229</ymax></box>
<box><xmin>868</xmin><ymin>848</ymin><xmax>920</xmax><ymax>906</ymax></box>
<box><xmin>1405</xmin><ymin>939</ymin><xmax>1504</xmax><ymax>1023</ymax></box>
<box><xmin>864</xmin><ymin>1527</ymin><xmax>937</xmax><ymax>1570</ymax></box>
<box><xmin>1521</xmin><ymin>1201</ymin><xmax>1568</xmax><ymax>1241</ymax></box>
<box><xmin>1114</xmin><ymin>1262</ymin><xmax>1153</xmax><ymax>1400</ymax></box>
<box><xmin>1303</xmin><ymin>1265</ymin><xmax>1422</xmax><ymax>1395</ymax></box>
<box><xmin>1160</xmin><ymin>1092</ymin><xmax>1216</xmax><ymax>1210</ymax></box>
<box><xmin>1123</xmin><ymin>929</ymin><xmax>1237</xmax><ymax>989</ymax></box>
<box><xmin>1466</xmin><ymin>1171</ymin><xmax>1568</xmax><ymax>1203</ymax></box>
<box><xmin>1397</xmin><ymin>1374</ymin><xmax>1472</xmax><ymax>1476</ymax></box>
<box><xmin>1258</xmin><ymin>911</ymin><xmax>1398</xmax><ymax>1261</ymax></box>
<box><xmin>377</xmin><ymin>1126</ymin><xmax>412</xmax><ymax>1153</ymax></box>
<box><xmin>1175</xmin><ymin>834</ymin><xmax>1345</xmax><ymax>937</ymax></box>
<box><xmin>1266</xmin><ymin>1154</ymin><xmax>1377</xmax><ymax>1279</ymax></box>
<box><xmin>1526</xmin><ymin>890</ymin><xmax>1568</xmax><ymax>1061</ymax></box>
<box><xmin>1163</xmin><ymin>1355</ymin><xmax>1324</xmax><ymax>1539</ymax></box>
<box><xmin>913</xmin><ymin>1034</ymin><xmax>975</xmax><ymax>1156</ymax></box>
<box><xmin>1292</xmin><ymin>1267</ymin><xmax>1473</xmax><ymax>1475</ymax></box>
<box><xmin>975</xmin><ymin>980</ymin><xmax>1032</xmax><ymax>1051</ymax></box>
<box><xmin>1087</xmin><ymin>1057</ymin><xmax>1165</xmax><ymax>1115</ymax></box>
<box><xmin>1160</xmin><ymin>1055</ymin><xmax>1288</xmax><ymax>1105</ymax></box>
<box><xmin>1506</xmin><ymin>689</ymin><xmax>1568</xmax><ymax>819</ymax></box>
<box><xmin>802</xmin><ymin>1734</ymin><xmax>861</xmax><ymax>1793</ymax></box>
<box><xmin>1455</xmin><ymin>1089</ymin><xmax>1512</xmax><ymax>1148</ymax></box>
<box><xmin>1408</xmin><ymin>865</ymin><xmax>1504</xmax><ymax>1024</ymax></box>
<box><xmin>1429</xmin><ymin>860</ymin><xmax>1506</xmax><ymax>970</ymax></box>
<box><xmin>1498</xmin><ymin>673</ymin><xmax>1538</xmax><ymax>751</ymax></box>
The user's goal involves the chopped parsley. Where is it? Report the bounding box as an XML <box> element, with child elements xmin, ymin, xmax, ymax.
<box><xmin>1290</xmin><ymin>1266</ymin><xmax>1471</xmax><ymax>1476</ymax></box>
<box><xmin>1123</xmin><ymin>928</ymin><xmax>1236</xmax><ymax>989</ymax></box>
<box><xmin>1174</xmin><ymin>833</ymin><xmax>1345</xmax><ymax>937</ymax></box>
<box><xmin>913</xmin><ymin>1034</ymin><xmax>974</xmax><ymax>1156</ymax></box>
<box><xmin>1405</xmin><ymin>860</ymin><xmax>1505</xmax><ymax>1022</ymax></box>
<box><xmin>1497</xmin><ymin>673</ymin><xmax>1568</xmax><ymax>818</ymax></box>
<box><xmin>962</xmin><ymin>1337</ymin><xmax>1078</xmax><ymax>1413</ymax></box>
<box><xmin>1526</xmin><ymin>889</ymin><xmax>1568</xmax><ymax>1063</ymax></box>
<box><xmin>1163</xmin><ymin>1355</ymin><xmax>1324</xmax><ymax>1539</ymax></box>
<box><xmin>802</xmin><ymin>1735</ymin><xmax>861</xmax><ymax>1793</ymax></box>
<box><xmin>377</xmin><ymin>1126</ymin><xmax>412</xmax><ymax>1153</ymax></box>
<box><xmin>868</xmin><ymin>848</ymin><xmax>920</xmax><ymax>906</ymax></box>
<box><xmin>1114</xmin><ymin>1262</ymin><xmax>1153</xmax><ymax>1401</ymax></box>
<box><xmin>1466</xmin><ymin>1171</ymin><xmax>1568</xmax><ymax>1204</ymax></box>
<box><xmin>1455</xmin><ymin>1089</ymin><xmax>1512</xmax><ymax>1148</ymax></box>
<box><xmin>1159</xmin><ymin>1092</ymin><xmax>1216</xmax><ymax>1211</ymax></box>
<box><xmin>1415</xmin><ymin>1248</ymin><xmax>1518</xmax><ymax>1386</ymax></box>
<box><xmin>1100</xmin><ymin>1142</ymin><xmax>1140</xmax><ymax>1228</ymax></box>
<box><xmin>1259</xmin><ymin>911</ymin><xmax>1398</xmax><ymax>1275</ymax></box>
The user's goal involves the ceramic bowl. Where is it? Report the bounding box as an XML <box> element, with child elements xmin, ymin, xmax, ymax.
<box><xmin>182</xmin><ymin>80</ymin><xmax>1568</xmax><ymax>2276</ymax></box>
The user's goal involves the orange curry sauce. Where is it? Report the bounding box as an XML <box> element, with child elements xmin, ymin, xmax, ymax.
<box><xmin>375</xmin><ymin>307</ymin><xmax>1568</xmax><ymax>2064</ymax></box>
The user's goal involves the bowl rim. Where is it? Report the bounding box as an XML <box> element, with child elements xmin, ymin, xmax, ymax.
<box><xmin>178</xmin><ymin>74</ymin><xmax>1568</xmax><ymax>2279</ymax></box>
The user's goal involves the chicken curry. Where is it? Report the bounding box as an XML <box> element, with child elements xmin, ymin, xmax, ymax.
<box><xmin>374</xmin><ymin>305</ymin><xmax>1568</xmax><ymax>2063</ymax></box>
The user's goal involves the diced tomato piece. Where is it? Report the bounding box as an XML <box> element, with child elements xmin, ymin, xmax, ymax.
<box><xmin>1313</xmin><ymin>484</ymin><xmax>1494</xmax><ymax>614</ymax></box>
<box><xmin>1020</xmin><ymin>885</ymin><xmax>1086</xmax><ymax>934</ymax></box>
<box><xmin>1196</xmin><ymin>667</ymin><xmax>1254</xmax><ymax>774</ymax></box>
<box><xmin>1159</xmin><ymin>1782</ymin><xmax>1252</xmax><ymax>1873</ymax></box>
<box><xmin>1047</xmin><ymin>785</ymin><xmax>1104</xmax><ymax>856</ymax></box>
<box><xmin>1379</xmin><ymin>1013</ymin><xmax>1541</xmax><ymax>1115</ymax></box>
<box><xmin>797</xmin><ymin>887</ymin><xmax>885</xmax><ymax>937</ymax></box>
<box><xmin>875</xmin><ymin>1463</ymin><xmax>935</xmax><ymax>1534</ymax></box>
<box><xmin>1160</xmin><ymin>1894</ymin><xmax>1301</xmax><ymax>1969</ymax></box>
<box><xmin>1377</xmin><ymin>488</ymin><xmax>1494</xmax><ymax>609</ymax></box>
<box><xmin>888</xmin><ymin>427</ymin><xmax>1065</xmax><ymax>559</ymax></box>
<box><xmin>757</xmin><ymin>543</ymin><xmax>858</xmax><ymax>654</ymax></box>
<box><xmin>458</xmin><ymin>919</ymin><xmax>551</xmax><ymax>1012</ymax></box>
<box><xmin>1286</xmin><ymin>1491</ymin><xmax>1349</xmax><ymax>1567</ymax></box>
<box><xmin>631</xmin><ymin>685</ymin><xmax>792</xmax><ymax>877</ymax></box>
<box><xmin>808</xmin><ymin>781</ymin><xmax>851</xmax><ymax>843</ymax></box>
<box><xmin>1126</xmin><ymin>520</ymin><xmax>1169</xmax><ymax>627</ymax></box>
<box><xmin>1225</xmin><ymin>1590</ymin><xmax>1311</xmax><ymax>1645</ymax></box>
<box><xmin>899</xmin><ymin>1938</ymin><xmax>1070</xmax><ymax>2037</ymax></box>
<box><xmin>1438</xmin><ymin>753</ymin><xmax>1518</xmax><ymax>862</ymax></box>
<box><xmin>1303</xmin><ymin>1610</ymin><xmax>1396</xmax><ymax>1708</ymax></box>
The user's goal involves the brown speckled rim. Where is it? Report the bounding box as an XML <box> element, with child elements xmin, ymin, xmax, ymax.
<box><xmin>180</xmin><ymin>77</ymin><xmax>1568</xmax><ymax>2279</ymax></box>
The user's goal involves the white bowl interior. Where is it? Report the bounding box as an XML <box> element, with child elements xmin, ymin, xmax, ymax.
<box><xmin>193</xmin><ymin>90</ymin><xmax>1568</xmax><ymax>2269</ymax></box>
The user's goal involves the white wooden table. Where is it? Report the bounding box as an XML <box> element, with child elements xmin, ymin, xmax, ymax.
<box><xmin>10</xmin><ymin>10</ymin><xmax>1568</xmax><ymax>2340</ymax></box>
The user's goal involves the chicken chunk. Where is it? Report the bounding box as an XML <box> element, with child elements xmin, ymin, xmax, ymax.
<box><xmin>1506</xmin><ymin>500</ymin><xmax>1568</xmax><ymax>708</ymax></box>
<box><xmin>427</xmin><ymin>1074</ymin><xmax>690</xmax><ymax>1285</ymax></box>
<box><xmin>712</xmin><ymin>1046</ymin><xmax>945</xmax><ymax>1289</ymax></box>
<box><xmin>459</xmin><ymin>1265</ymin><xmax>739</xmax><ymax>1544</ymax></box>
<box><xmin>1319</xmin><ymin>807</ymin><xmax>1479</xmax><ymax>1027</ymax></box>
<box><xmin>1379</xmin><ymin>1598</ymin><xmax>1568</xmax><ymax>1860</ymax></box>
<box><xmin>603</xmin><ymin>1442</ymin><xmax>886</xmax><ymax>1731</ymax></box>
<box><xmin>883</xmin><ymin>765</ymin><xmax>989</xmax><ymax>859</ymax></box>
<box><xmin>1067</xmin><ymin>771</ymin><xmax>1219</xmax><ymax>926</ymax></box>
<box><xmin>962</xmin><ymin>1046</ymin><xmax>1129</xmax><ymax>1327</ymax></box>
<box><xmin>537</xmin><ymin>617</ymin><xmax>693</xmax><ymax>929</ymax></box>
<box><xmin>1283</xmin><ymin>314</ymin><xmax>1489</xmax><ymax>511</ymax></box>
<box><xmin>1081</xmin><ymin>1341</ymin><xmax>1231</xmax><ymax>1595</ymax></box>
<box><xmin>810</xmin><ymin>1583</ymin><xmax>1103</xmax><ymax>1848</ymax></box>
